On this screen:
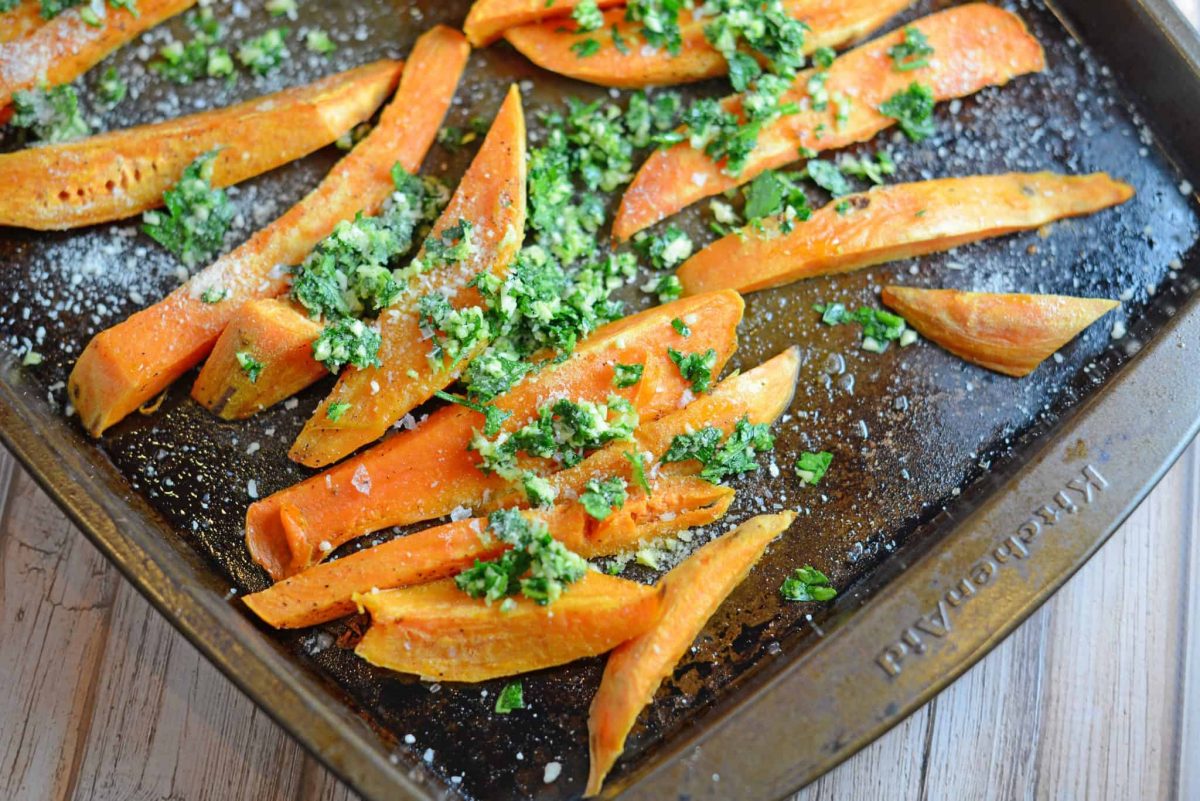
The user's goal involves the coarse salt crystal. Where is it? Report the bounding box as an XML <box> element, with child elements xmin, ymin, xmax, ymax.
<box><xmin>543</xmin><ymin>761</ymin><xmax>562</xmax><ymax>783</ymax></box>
<box><xmin>247</xmin><ymin>479</ymin><xmax>258</xmax><ymax>499</ymax></box>
<box><xmin>352</xmin><ymin>464</ymin><xmax>372</xmax><ymax>495</ymax></box>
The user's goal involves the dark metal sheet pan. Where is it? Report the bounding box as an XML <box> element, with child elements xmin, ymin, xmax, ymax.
<box><xmin>3</xmin><ymin>0</ymin><xmax>1200</xmax><ymax>798</ymax></box>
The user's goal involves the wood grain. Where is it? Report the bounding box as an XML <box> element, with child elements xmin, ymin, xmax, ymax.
<box><xmin>2</xmin><ymin>1</ymin><xmax>1200</xmax><ymax>798</ymax></box>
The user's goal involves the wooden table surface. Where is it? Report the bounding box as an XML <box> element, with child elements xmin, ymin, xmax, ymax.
<box><xmin>5</xmin><ymin>3</ymin><xmax>1200</xmax><ymax>799</ymax></box>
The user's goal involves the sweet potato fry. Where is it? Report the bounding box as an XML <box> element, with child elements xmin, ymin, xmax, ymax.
<box><xmin>353</xmin><ymin>571</ymin><xmax>665</xmax><ymax>682</ymax></box>
<box><xmin>189</xmin><ymin>298</ymin><xmax>324</xmax><ymax>419</ymax></box>
<box><xmin>0</xmin><ymin>0</ymin><xmax>196</xmax><ymax>109</ymax></box>
<box><xmin>585</xmin><ymin>511</ymin><xmax>796</xmax><ymax>796</ymax></box>
<box><xmin>67</xmin><ymin>26</ymin><xmax>469</xmax><ymax>436</ymax></box>
<box><xmin>245</xmin><ymin>290</ymin><xmax>744</xmax><ymax>581</ymax></box>
<box><xmin>505</xmin><ymin>0</ymin><xmax>915</xmax><ymax>89</ymax></box>
<box><xmin>243</xmin><ymin>475</ymin><xmax>731</xmax><ymax>629</ymax></box>
<box><xmin>0</xmin><ymin>1</ymin><xmax>45</xmax><ymax>45</ymax></box>
<box><xmin>1</xmin><ymin>59</ymin><xmax>401</xmax><ymax>230</ymax></box>
<box><xmin>678</xmin><ymin>172</ymin><xmax>1134</xmax><ymax>295</ymax></box>
<box><xmin>289</xmin><ymin>85</ymin><xmax>528</xmax><ymax>468</ymax></box>
<box><xmin>613</xmin><ymin>3</ymin><xmax>1046</xmax><ymax>241</ymax></box>
<box><xmin>463</xmin><ymin>0</ymin><xmax>622</xmax><ymax>47</ymax></box>
<box><xmin>540</xmin><ymin>347</ymin><xmax>801</xmax><ymax>503</ymax></box>
<box><xmin>881</xmin><ymin>286</ymin><xmax>1119</xmax><ymax>377</ymax></box>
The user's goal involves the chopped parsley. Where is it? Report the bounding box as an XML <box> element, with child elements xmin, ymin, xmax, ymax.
<box><xmin>236</xmin><ymin>351</ymin><xmax>264</xmax><ymax>383</ymax></box>
<box><xmin>642</xmin><ymin>273</ymin><xmax>682</xmax><ymax>303</ymax></box>
<box><xmin>633</xmin><ymin>224</ymin><xmax>693</xmax><ymax>270</ymax></box>
<box><xmin>839</xmin><ymin>151</ymin><xmax>895</xmax><ymax>185</ymax></box>
<box><xmin>264</xmin><ymin>0</ymin><xmax>295</xmax><ymax>17</ymax></box>
<box><xmin>671</xmin><ymin>317</ymin><xmax>690</xmax><ymax>337</ymax></box>
<box><xmin>11</xmin><ymin>84</ymin><xmax>89</xmax><ymax>143</ymax></box>
<box><xmin>570</xmin><ymin>38</ymin><xmax>601</xmax><ymax>58</ymax></box>
<box><xmin>742</xmin><ymin>169</ymin><xmax>812</xmax><ymax>230</ymax></box>
<box><xmin>37</xmin><ymin>0</ymin><xmax>83</xmax><ymax>19</ymax></box>
<box><xmin>805</xmin><ymin>159</ymin><xmax>851</xmax><ymax>197</ymax></box>
<box><xmin>814</xmin><ymin>302</ymin><xmax>913</xmax><ymax>353</ymax></box>
<box><xmin>291</xmin><ymin>166</ymin><xmax>445</xmax><ymax>320</ymax></box>
<box><xmin>571</xmin><ymin>0</ymin><xmax>603</xmax><ymax>32</ymax></box>
<box><xmin>200</xmin><ymin>287</ymin><xmax>229</xmax><ymax>303</ymax></box>
<box><xmin>812</xmin><ymin>46</ymin><xmax>836</xmax><ymax>69</ymax></box>
<box><xmin>151</xmin><ymin>9</ymin><xmax>231</xmax><ymax>84</ymax></box>
<box><xmin>795</xmin><ymin>450</ymin><xmax>832</xmax><ymax>486</ymax></box>
<box><xmin>418</xmin><ymin>294</ymin><xmax>490</xmax><ymax>372</ymax></box>
<box><xmin>580</xmin><ymin>476</ymin><xmax>628</xmax><ymax>520</ymax></box>
<box><xmin>312</xmin><ymin>318</ymin><xmax>382</xmax><ymax>372</ymax></box>
<box><xmin>237</xmin><ymin>27</ymin><xmax>290</xmax><ymax>75</ymax></box>
<box><xmin>624</xmin><ymin>449</ymin><xmax>651</xmax><ymax>494</ymax></box>
<box><xmin>780</xmin><ymin>565</ymin><xmax>836</xmax><ymax>602</ymax></box>
<box><xmin>661</xmin><ymin>416</ymin><xmax>775</xmax><ymax>484</ymax></box>
<box><xmin>494</xmin><ymin>681</ymin><xmax>525</xmax><ymax>713</ymax></box>
<box><xmin>142</xmin><ymin>150</ymin><xmax>235</xmax><ymax>267</ymax></box>
<box><xmin>879</xmin><ymin>82</ymin><xmax>936</xmax><ymax>142</ymax></box>
<box><xmin>434</xmin><ymin>390</ymin><xmax>512</xmax><ymax>437</ymax></box>
<box><xmin>456</xmin><ymin>509</ymin><xmax>588</xmax><ymax>605</ymax></box>
<box><xmin>327</xmin><ymin>400</ymin><xmax>351</xmax><ymax>421</ymax></box>
<box><xmin>624</xmin><ymin>0</ymin><xmax>684</xmax><ymax>55</ymax></box>
<box><xmin>702</xmin><ymin>0</ymin><xmax>809</xmax><ymax>91</ymax></box>
<box><xmin>668</xmin><ymin>347</ymin><xmax>716</xmax><ymax>393</ymax></box>
<box><xmin>97</xmin><ymin>66</ymin><xmax>127</xmax><ymax>106</ymax></box>
<box><xmin>437</xmin><ymin>125</ymin><xmax>479</xmax><ymax>151</ymax></box>
<box><xmin>612</xmin><ymin>362</ymin><xmax>644</xmax><ymax>388</ymax></box>
<box><xmin>888</xmin><ymin>26</ymin><xmax>934</xmax><ymax>72</ymax></box>
<box><xmin>305</xmin><ymin>29</ymin><xmax>336</xmax><ymax>55</ymax></box>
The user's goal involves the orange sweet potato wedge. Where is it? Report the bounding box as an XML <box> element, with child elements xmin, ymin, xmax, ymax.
<box><xmin>505</xmin><ymin>0</ymin><xmax>914</xmax><ymax>89</ymax></box>
<box><xmin>245</xmin><ymin>290</ymin><xmax>744</xmax><ymax>581</ymax></box>
<box><xmin>0</xmin><ymin>1</ymin><xmax>45</xmax><ymax>45</ymax></box>
<box><xmin>290</xmin><ymin>84</ymin><xmax>528</xmax><ymax>468</ymax></box>
<box><xmin>190</xmin><ymin>298</ymin><xmax>325</xmax><ymax>419</ymax></box>
<box><xmin>243</xmin><ymin>475</ymin><xmax>731</xmax><ymax>629</ymax></box>
<box><xmin>613</xmin><ymin>3</ymin><xmax>1046</xmax><ymax>241</ymax></box>
<box><xmin>540</xmin><ymin>347</ymin><xmax>801</xmax><ymax>503</ymax></box>
<box><xmin>0</xmin><ymin>0</ymin><xmax>195</xmax><ymax>109</ymax></box>
<box><xmin>463</xmin><ymin>0</ymin><xmax>622</xmax><ymax>47</ymax></box>
<box><xmin>585</xmin><ymin>511</ymin><xmax>796</xmax><ymax>796</ymax></box>
<box><xmin>881</xmin><ymin>286</ymin><xmax>1119</xmax><ymax>377</ymax></box>
<box><xmin>1</xmin><ymin>58</ymin><xmax>401</xmax><ymax>230</ymax></box>
<box><xmin>67</xmin><ymin>26</ymin><xmax>469</xmax><ymax>437</ymax></box>
<box><xmin>353</xmin><ymin>571</ymin><xmax>665</xmax><ymax>682</ymax></box>
<box><xmin>678</xmin><ymin>172</ymin><xmax>1135</xmax><ymax>295</ymax></box>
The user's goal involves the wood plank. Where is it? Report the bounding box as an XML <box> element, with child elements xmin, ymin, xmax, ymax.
<box><xmin>67</xmin><ymin>577</ymin><xmax>314</xmax><ymax>801</ymax></box>
<box><xmin>792</xmin><ymin>706</ymin><xmax>931</xmax><ymax>800</ymax></box>
<box><xmin>0</xmin><ymin>461</ymin><xmax>118</xmax><ymax>801</ymax></box>
<box><xmin>1179</xmin><ymin>442</ymin><xmax>1200</xmax><ymax>801</ymax></box>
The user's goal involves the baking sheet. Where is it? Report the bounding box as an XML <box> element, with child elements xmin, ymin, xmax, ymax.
<box><xmin>2</xmin><ymin>0</ymin><xmax>1199</xmax><ymax>798</ymax></box>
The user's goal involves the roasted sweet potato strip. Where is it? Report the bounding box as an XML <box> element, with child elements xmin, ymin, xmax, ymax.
<box><xmin>613</xmin><ymin>3</ymin><xmax>1046</xmax><ymax>241</ymax></box>
<box><xmin>538</xmin><ymin>347</ymin><xmax>801</xmax><ymax>504</ymax></box>
<box><xmin>0</xmin><ymin>0</ymin><xmax>196</xmax><ymax>109</ymax></box>
<box><xmin>881</xmin><ymin>286</ymin><xmax>1119</xmax><ymax>377</ymax></box>
<box><xmin>679</xmin><ymin>173</ymin><xmax>1134</xmax><ymax>295</ymax></box>
<box><xmin>505</xmin><ymin>0</ymin><xmax>915</xmax><ymax>89</ymax></box>
<box><xmin>190</xmin><ymin>298</ymin><xmax>325</xmax><ymax>419</ymax></box>
<box><xmin>243</xmin><ymin>476</ymin><xmax>731</xmax><ymax>629</ymax></box>
<box><xmin>353</xmin><ymin>572</ymin><xmax>665</xmax><ymax>682</ymax></box>
<box><xmin>67</xmin><ymin>26</ymin><xmax>469</xmax><ymax>436</ymax></box>
<box><xmin>463</xmin><ymin>0</ymin><xmax>622</xmax><ymax>47</ymax></box>
<box><xmin>290</xmin><ymin>84</ymin><xmax>528</xmax><ymax>468</ymax></box>
<box><xmin>1</xmin><ymin>59</ymin><xmax>401</xmax><ymax>230</ymax></box>
<box><xmin>586</xmin><ymin>511</ymin><xmax>796</xmax><ymax>796</ymax></box>
<box><xmin>0</xmin><ymin>1</ymin><xmax>45</xmax><ymax>45</ymax></box>
<box><xmin>245</xmin><ymin>290</ymin><xmax>744</xmax><ymax>581</ymax></box>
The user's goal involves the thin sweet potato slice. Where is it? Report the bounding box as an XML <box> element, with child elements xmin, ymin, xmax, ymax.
<box><xmin>0</xmin><ymin>2</ymin><xmax>45</xmax><ymax>45</ymax></box>
<box><xmin>0</xmin><ymin>0</ymin><xmax>196</xmax><ymax>109</ymax></box>
<box><xmin>289</xmin><ymin>84</ymin><xmax>528</xmax><ymax>468</ymax></box>
<box><xmin>585</xmin><ymin>511</ymin><xmax>797</xmax><ymax>796</ymax></box>
<box><xmin>678</xmin><ymin>172</ymin><xmax>1135</xmax><ymax>295</ymax></box>
<box><xmin>243</xmin><ymin>475</ymin><xmax>731</xmax><ymax>629</ymax></box>
<box><xmin>505</xmin><ymin>0</ymin><xmax>914</xmax><ymax>89</ymax></box>
<box><xmin>67</xmin><ymin>26</ymin><xmax>469</xmax><ymax>437</ymax></box>
<box><xmin>613</xmin><ymin>3</ymin><xmax>1046</xmax><ymax>241</ymax></box>
<box><xmin>245</xmin><ymin>290</ymin><xmax>744</xmax><ymax>581</ymax></box>
<box><xmin>463</xmin><ymin>0</ymin><xmax>622</xmax><ymax>47</ymax></box>
<box><xmin>190</xmin><ymin>298</ymin><xmax>325</xmax><ymax>419</ymax></box>
<box><xmin>353</xmin><ymin>571</ymin><xmax>665</xmax><ymax>682</ymax></box>
<box><xmin>881</xmin><ymin>286</ymin><xmax>1119</xmax><ymax>377</ymax></box>
<box><xmin>1</xmin><ymin>58</ymin><xmax>402</xmax><ymax>230</ymax></box>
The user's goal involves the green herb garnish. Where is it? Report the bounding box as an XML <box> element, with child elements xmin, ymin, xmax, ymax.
<box><xmin>97</xmin><ymin>66</ymin><xmax>127</xmax><ymax>106</ymax></box>
<box><xmin>671</xmin><ymin>317</ymin><xmax>691</xmax><ymax>337</ymax></box>
<box><xmin>612</xmin><ymin>363</ymin><xmax>645</xmax><ymax>388</ymax></box>
<box><xmin>11</xmin><ymin>84</ymin><xmax>89</xmax><ymax>143</ymax></box>
<box><xmin>142</xmin><ymin>150</ymin><xmax>234</xmax><ymax>267</ymax></box>
<box><xmin>312</xmin><ymin>318</ymin><xmax>382</xmax><ymax>373</ymax></box>
<box><xmin>781</xmin><ymin>565</ymin><xmax>836</xmax><ymax>602</ymax></box>
<box><xmin>795</xmin><ymin>450</ymin><xmax>832</xmax><ymax>485</ymax></box>
<box><xmin>237</xmin><ymin>27</ymin><xmax>290</xmax><ymax>75</ymax></box>
<box><xmin>888</xmin><ymin>26</ymin><xmax>934</xmax><ymax>72</ymax></box>
<box><xmin>879</xmin><ymin>82</ymin><xmax>936</xmax><ymax>142</ymax></box>
<box><xmin>327</xmin><ymin>400</ymin><xmax>351</xmax><ymax>421</ymax></box>
<box><xmin>813</xmin><ymin>302</ymin><xmax>911</xmax><ymax>352</ymax></box>
<box><xmin>667</xmin><ymin>347</ymin><xmax>716</xmax><ymax>393</ymax></box>
<box><xmin>434</xmin><ymin>390</ymin><xmax>512</xmax><ymax>437</ymax></box>
<box><xmin>662</xmin><ymin>416</ymin><xmax>775</xmax><ymax>484</ymax></box>
<box><xmin>624</xmin><ymin>449</ymin><xmax>651</xmax><ymax>494</ymax></box>
<box><xmin>495</xmin><ymin>681</ymin><xmax>525</xmax><ymax>713</ymax></box>
<box><xmin>580</xmin><ymin>476</ymin><xmax>628</xmax><ymax>520</ymax></box>
<box><xmin>456</xmin><ymin>509</ymin><xmax>587</xmax><ymax>605</ymax></box>
<box><xmin>236</xmin><ymin>351</ymin><xmax>264</xmax><ymax>383</ymax></box>
<box><xmin>305</xmin><ymin>29</ymin><xmax>336</xmax><ymax>55</ymax></box>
